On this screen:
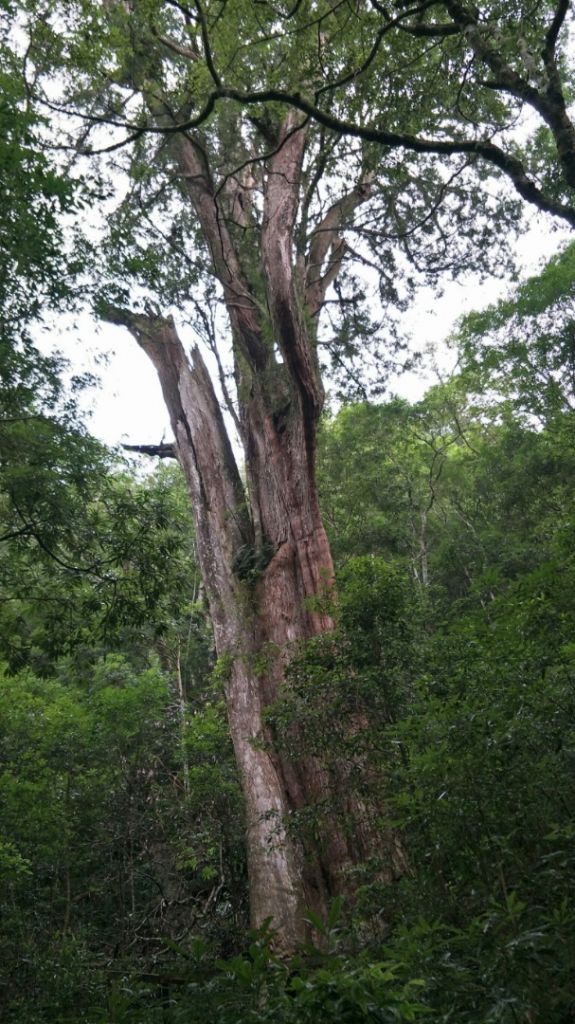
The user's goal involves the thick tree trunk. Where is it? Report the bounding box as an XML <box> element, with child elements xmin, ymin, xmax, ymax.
<box><xmin>102</xmin><ymin>302</ymin><xmax>400</xmax><ymax>950</ymax></box>
<box><xmin>100</xmin><ymin>101</ymin><xmax>401</xmax><ymax>949</ymax></box>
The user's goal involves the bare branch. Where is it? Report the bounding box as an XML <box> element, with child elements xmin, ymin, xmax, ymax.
<box><xmin>305</xmin><ymin>173</ymin><xmax>374</xmax><ymax>315</ymax></box>
<box><xmin>123</xmin><ymin>442</ymin><xmax>177</xmax><ymax>458</ymax></box>
<box><xmin>97</xmin><ymin>303</ymin><xmax>251</xmax><ymax>583</ymax></box>
<box><xmin>153</xmin><ymin>31</ymin><xmax>200</xmax><ymax>61</ymax></box>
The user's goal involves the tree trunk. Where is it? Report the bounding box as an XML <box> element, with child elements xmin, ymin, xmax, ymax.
<box><xmin>103</xmin><ymin>305</ymin><xmax>365</xmax><ymax>948</ymax></box>
<box><xmin>100</xmin><ymin>104</ymin><xmax>401</xmax><ymax>950</ymax></box>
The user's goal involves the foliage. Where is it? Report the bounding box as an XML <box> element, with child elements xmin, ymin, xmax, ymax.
<box><xmin>0</xmin><ymin>14</ymin><xmax>575</xmax><ymax>1020</ymax></box>
<box><xmin>0</xmin><ymin>40</ymin><xmax>81</xmax><ymax>342</ymax></box>
<box><xmin>455</xmin><ymin>239</ymin><xmax>575</xmax><ymax>422</ymax></box>
<box><xmin>0</xmin><ymin>386</ymin><xmax>574</xmax><ymax>1022</ymax></box>
<box><xmin>308</xmin><ymin>249</ymin><xmax>575</xmax><ymax>1021</ymax></box>
<box><xmin>8</xmin><ymin>0</ymin><xmax>534</xmax><ymax>402</ymax></box>
<box><xmin>0</xmin><ymin>651</ymin><xmax>245</xmax><ymax>1021</ymax></box>
<box><xmin>0</xmin><ymin>454</ymin><xmax>246</xmax><ymax>1022</ymax></box>
<box><xmin>382</xmin><ymin>551</ymin><xmax>575</xmax><ymax>1022</ymax></box>
<box><xmin>319</xmin><ymin>382</ymin><xmax>575</xmax><ymax>611</ymax></box>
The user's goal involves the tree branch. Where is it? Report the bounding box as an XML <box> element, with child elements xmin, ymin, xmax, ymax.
<box><xmin>193</xmin><ymin>0</ymin><xmax>223</xmax><ymax>87</ymax></box>
<box><xmin>545</xmin><ymin>0</ymin><xmax>570</xmax><ymax>56</ymax></box>
<box><xmin>123</xmin><ymin>442</ymin><xmax>177</xmax><ymax>458</ymax></box>
<box><xmin>261</xmin><ymin>111</ymin><xmax>325</xmax><ymax>425</ymax></box>
<box><xmin>443</xmin><ymin>1</ymin><xmax>575</xmax><ymax>189</ymax></box>
<box><xmin>314</xmin><ymin>0</ymin><xmax>445</xmax><ymax>99</ymax></box>
<box><xmin>97</xmin><ymin>303</ymin><xmax>252</xmax><ymax>633</ymax></box>
<box><xmin>140</xmin><ymin>86</ymin><xmax>269</xmax><ymax>372</ymax></box>
<box><xmin>209</xmin><ymin>86</ymin><xmax>575</xmax><ymax>227</ymax></box>
<box><xmin>57</xmin><ymin>76</ymin><xmax>575</xmax><ymax>227</ymax></box>
<box><xmin>305</xmin><ymin>173</ymin><xmax>374</xmax><ymax>315</ymax></box>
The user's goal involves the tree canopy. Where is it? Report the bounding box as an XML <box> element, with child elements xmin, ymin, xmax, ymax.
<box><xmin>1</xmin><ymin>3</ymin><xmax>575</xmax><ymax>1020</ymax></box>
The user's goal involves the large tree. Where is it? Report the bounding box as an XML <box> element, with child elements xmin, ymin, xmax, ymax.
<box><xmin>16</xmin><ymin>0</ymin><xmax>531</xmax><ymax>947</ymax></box>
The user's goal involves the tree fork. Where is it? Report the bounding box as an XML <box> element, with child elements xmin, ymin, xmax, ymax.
<box><xmin>94</xmin><ymin>28</ymin><xmax>406</xmax><ymax>943</ymax></box>
<box><xmin>99</xmin><ymin>308</ymin><xmax>335</xmax><ymax>944</ymax></box>
<box><xmin>100</xmin><ymin>303</ymin><xmax>402</xmax><ymax>949</ymax></box>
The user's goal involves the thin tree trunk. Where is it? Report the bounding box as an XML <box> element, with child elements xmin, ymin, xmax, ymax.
<box><xmin>175</xmin><ymin>644</ymin><xmax>190</xmax><ymax>798</ymax></box>
<box><xmin>419</xmin><ymin>508</ymin><xmax>429</xmax><ymax>588</ymax></box>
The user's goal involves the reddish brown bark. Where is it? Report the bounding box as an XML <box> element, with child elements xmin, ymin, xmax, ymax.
<box><xmin>101</xmin><ymin>305</ymin><xmax>356</xmax><ymax>947</ymax></box>
<box><xmin>101</xmin><ymin>99</ymin><xmax>397</xmax><ymax>949</ymax></box>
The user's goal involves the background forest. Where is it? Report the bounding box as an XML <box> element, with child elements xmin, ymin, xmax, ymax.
<box><xmin>2</xmin><ymin>247</ymin><xmax>575</xmax><ymax>1022</ymax></box>
<box><xmin>2</xmin><ymin>1</ymin><xmax>575</xmax><ymax>1022</ymax></box>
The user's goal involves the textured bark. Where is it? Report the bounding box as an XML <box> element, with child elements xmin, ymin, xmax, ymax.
<box><xmin>100</xmin><ymin>92</ymin><xmax>402</xmax><ymax>948</ymax></box>
<box><xmin>102</xmin><ymin>304</ymin><xmax>371</xmax><ymax>948</ymax></box>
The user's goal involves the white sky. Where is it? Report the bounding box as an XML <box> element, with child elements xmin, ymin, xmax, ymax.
<box><xmin>51</xmin><ymin>215</ymin><xmax>570</xmax><ymax>451</ymax></box>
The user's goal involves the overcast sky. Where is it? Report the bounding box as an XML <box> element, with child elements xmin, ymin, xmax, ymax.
<box><xmin>50</xmin><ymin>215</ymin><xmax>570</xmax><ymax>452</ymax></box>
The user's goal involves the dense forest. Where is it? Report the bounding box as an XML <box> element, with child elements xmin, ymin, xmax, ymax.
<box><xmin>1</xmin><ymin>2</ymin><xmax>575</xmax><ymax>1021</ymax></box>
